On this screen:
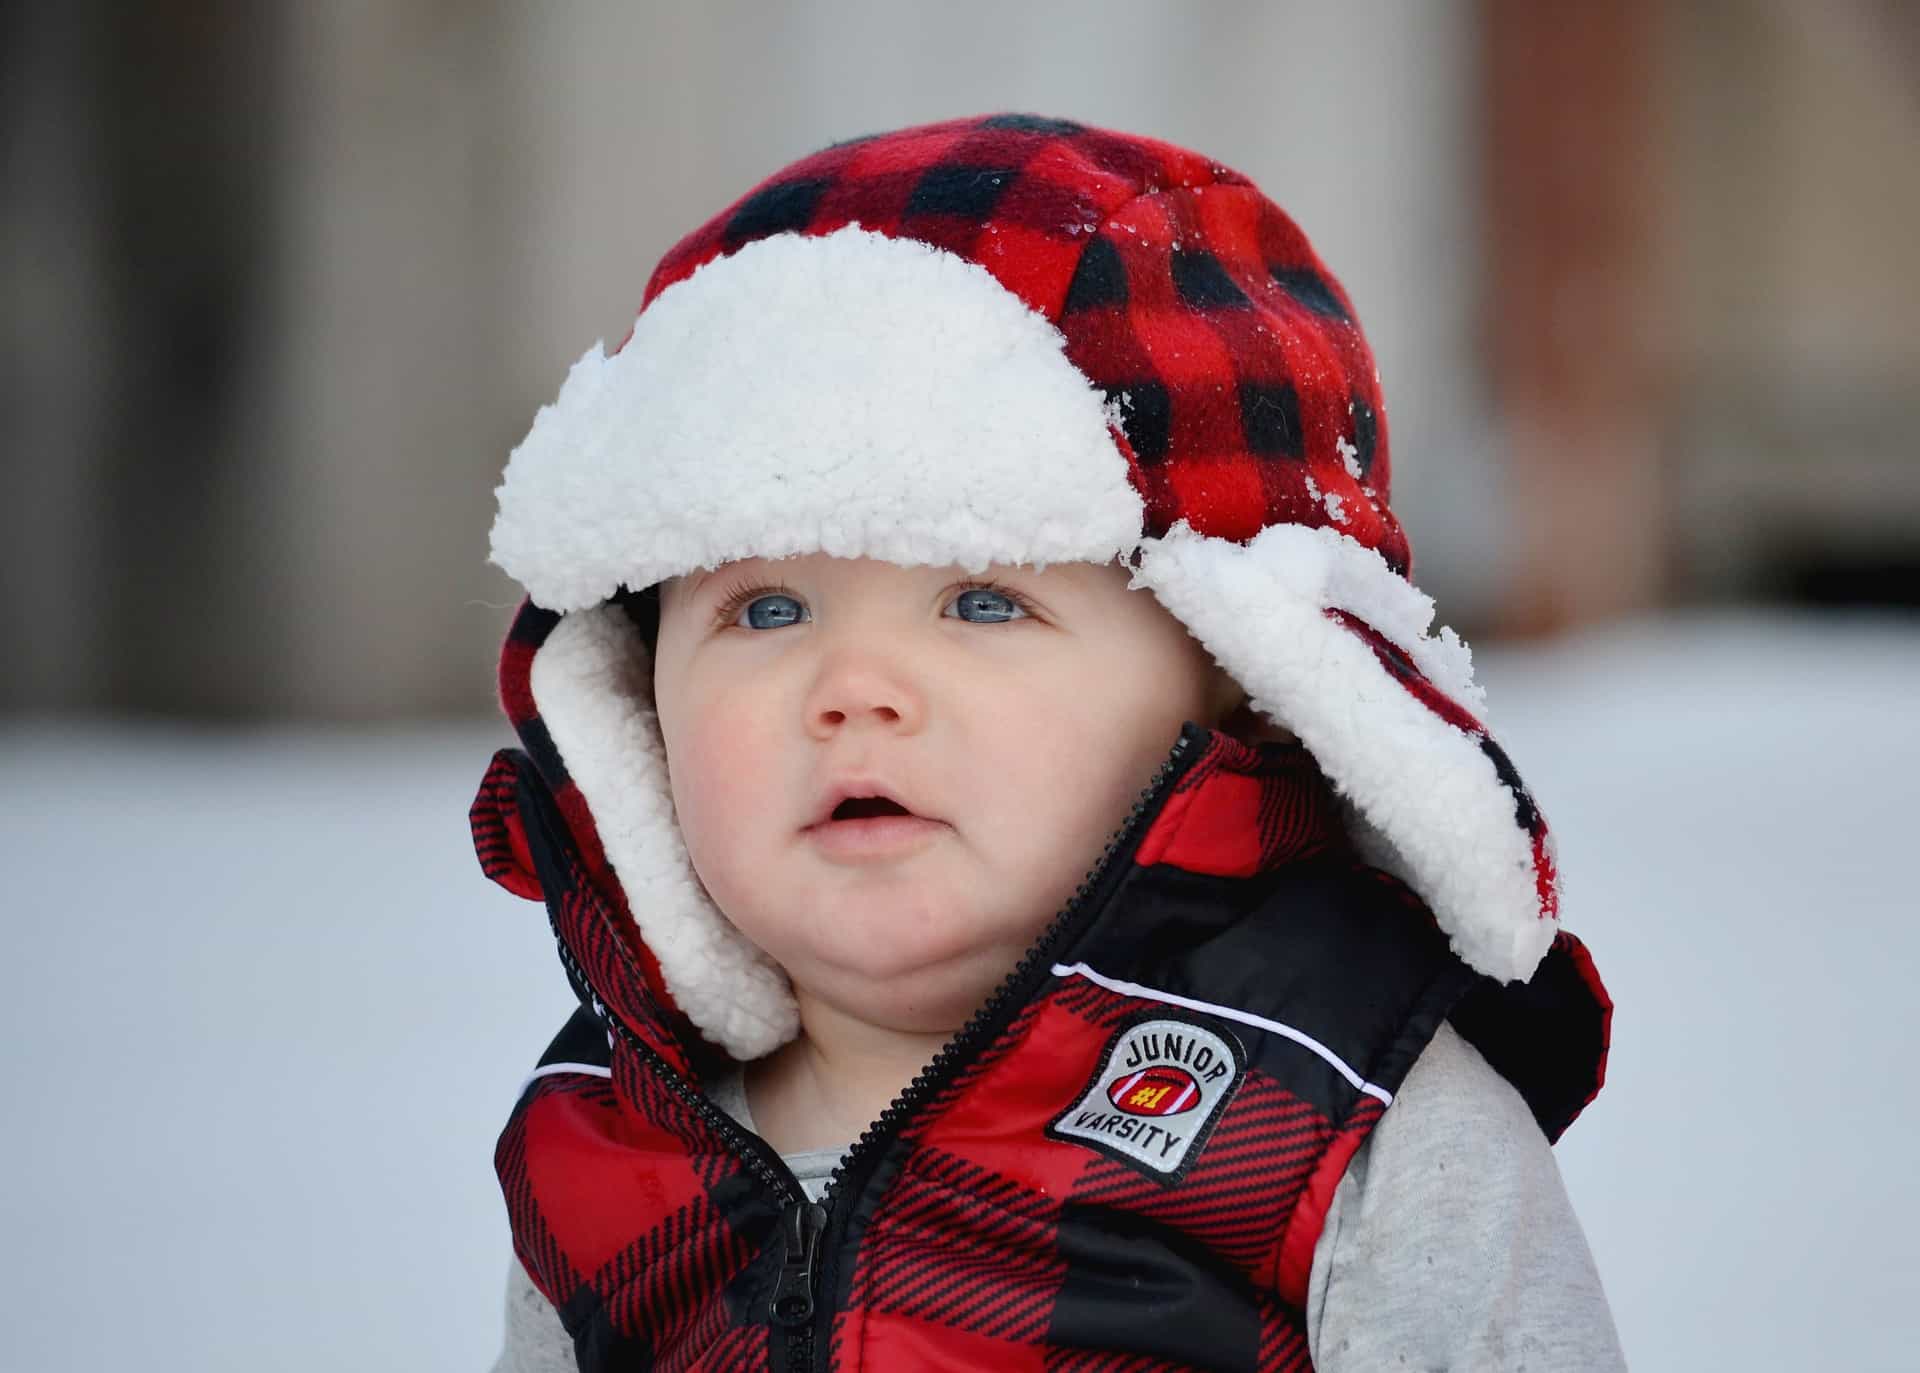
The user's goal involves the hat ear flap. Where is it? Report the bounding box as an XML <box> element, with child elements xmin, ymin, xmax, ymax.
<box><xmin>471</xmin><ymin>749</ymin><xmax>544</xmax><ymax>902</ymax></box>
<box><xmin>1132</xmin><ymin>520</ymin><xmax>1560</xmax><ymax>984</ymax></box>
<box><xmin>1320</xmin><ymin>606</ymin><xmax>1559</xmax><ymax>921</ymax></box>
<box><xmin>526</xmin><ymin>605</ymin><xmax>800</xmax><ymax>1061</ymax></box>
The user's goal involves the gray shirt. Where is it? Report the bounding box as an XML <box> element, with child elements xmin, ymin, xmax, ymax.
<box><xmin>490</xmin><ymin>1022</ymin><xmax>1624</xmax><ymax>1371</ymax></box>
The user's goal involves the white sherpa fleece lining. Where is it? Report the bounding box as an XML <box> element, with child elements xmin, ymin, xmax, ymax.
<box><xmin>529</xmin><ymin>605</ymin><xmax>799</xmax><ymax>1060</ymax></box>
<box><xmin>491</xmin><ymin>224</ymin><xmax>1145</xmax><ymax>611</ymax></box>
<box><xmin>1132</xmin><ymin>522</ymin><xmax>1558</xmax><ymax>983</ymax></box>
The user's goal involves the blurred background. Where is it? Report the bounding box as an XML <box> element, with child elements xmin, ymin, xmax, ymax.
<box><xmin>3</xmin><ymin>2</ymin><xmax>1915</xmax><ymax>1369</ymax></box>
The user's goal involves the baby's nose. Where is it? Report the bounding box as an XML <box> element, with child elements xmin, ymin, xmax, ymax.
<box><xmin>803</xmin><ymin>654</ymin><xmax>925</xmax><ymax>737</ymax></box>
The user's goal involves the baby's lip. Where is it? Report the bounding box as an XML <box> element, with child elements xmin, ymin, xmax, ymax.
<box><xmin>804</xmin><ymin>778</ymin><xmax>941</xmax><ymax>830</ymax></box>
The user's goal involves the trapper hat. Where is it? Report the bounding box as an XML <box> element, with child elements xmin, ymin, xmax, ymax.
<box><xmin>484</xmin><ymin>113</ymin><xmax>1563</xmax><ymax>1061</ymax></box>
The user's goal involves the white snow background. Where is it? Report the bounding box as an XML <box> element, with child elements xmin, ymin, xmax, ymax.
<box><xmin>3</xmin><ymin>611</ymin><xmax>1915</xmax><ymax>1370</ymax></box>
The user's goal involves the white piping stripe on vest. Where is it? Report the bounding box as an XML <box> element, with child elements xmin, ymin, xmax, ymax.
<box><xmin>518</xmin><ymin>1061</ymin><xmax>614</xmax><ymax>1096</ymax></box>
<box><xmin>1050</xmin><ymin>961</ymin><xmax>1395</xmax><ymax>1106</ymax></box>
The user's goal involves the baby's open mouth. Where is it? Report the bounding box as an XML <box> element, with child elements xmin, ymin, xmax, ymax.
<box><xmin>830</xmin><ymin>796</ymin><xmax>914</xmax><ymax>821</ymax></box>
<box><xmin>807</xmin><ymin>789</ymin><xmax>945</xmax><ymax>858</ymax></box>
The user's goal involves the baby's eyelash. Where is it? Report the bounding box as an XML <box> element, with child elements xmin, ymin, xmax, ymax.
<box><xmin>709</xmin><ymin>578</ymin><xmax>800</xmax><ymax>629</ymax></box>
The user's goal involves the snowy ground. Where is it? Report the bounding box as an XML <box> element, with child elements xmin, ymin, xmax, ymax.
<box><xmin>2</xmin><ymin>610</ymin><xmax>1915</xmax><ymax>1371</ymax></box>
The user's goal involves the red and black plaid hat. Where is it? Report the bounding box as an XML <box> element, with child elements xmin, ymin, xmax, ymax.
<box><xmin>487</xmin><ymin>114</ymin><xmax>1563</xmax><ymax>1060</ymax></box>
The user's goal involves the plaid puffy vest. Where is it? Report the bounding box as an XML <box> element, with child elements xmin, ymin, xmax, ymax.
<box><xmin>472</xmin><ymin>724</ymin><xmax>1609</xmax><ymax>1372</ymax></box>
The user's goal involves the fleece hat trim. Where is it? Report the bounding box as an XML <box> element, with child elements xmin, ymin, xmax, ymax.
<box><xmin>485</xmin><ymin>114</ymin><xmax>1562</xmax><ymax>1060</ymax></box>
<box><xmin>492</xmin><ymin>228</ymin><xmax>1145</xmax><ymax>610</ymax></box>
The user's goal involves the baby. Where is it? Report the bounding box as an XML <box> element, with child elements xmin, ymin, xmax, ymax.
<box><xmin>473</xmin><ymin>114</ymin><xmax>1623</xmax><ymax>1371</ymax></box>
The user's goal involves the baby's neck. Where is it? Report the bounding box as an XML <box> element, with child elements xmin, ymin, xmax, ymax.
<box><xmin>743</xmin><ymin>999</ymin><xmax>955</xmax><ymax>1154</ymax></box>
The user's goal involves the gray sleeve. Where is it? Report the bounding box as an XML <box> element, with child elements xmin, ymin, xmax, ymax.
<box><xmin>490</xmin><ymin>1259</ymin><xmax>577</xmax><ymax>1373</ymax></box>
<box><xmin>1305</xmin><ymin>1021</ymin><xmax>1626</xmax><ymax>1372</ymax></box>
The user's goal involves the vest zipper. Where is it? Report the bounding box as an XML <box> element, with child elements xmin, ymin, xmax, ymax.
<box><xmin>771</xmin><ymin>1199</ymin><xmax>827</xmax><ymax>1371</ymax></box>
<box><xmin>537</xmin><ymin>889</ymin><xmax>808</xmax><ymax>1206</ymax></box>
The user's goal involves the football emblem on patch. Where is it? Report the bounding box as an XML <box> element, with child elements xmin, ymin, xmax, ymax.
<box><xmin>1048</xmin><ymin>1012</ymin><xmax>1246</xmax><ymax>1183</ymax></box>
<box><xmin>1108</xmin><ymin>1065</ymin><xmax>1200</xmax><ymax>1116</ymax></box>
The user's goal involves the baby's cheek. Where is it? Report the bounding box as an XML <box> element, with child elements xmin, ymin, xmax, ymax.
<box><xmin>668</xmin><ymin>721</ymin><xmax>760</xmax><ymax>859</ymax></box>
<box><xmin>1052</xmin><ymin>712</ymin><xmax>1178</xmax><ymax>866</ymax></box>
<box><xmin>1012</xmin><ymin>751</ymin><xmax>1122</xmax><ymax>902</ymax></box>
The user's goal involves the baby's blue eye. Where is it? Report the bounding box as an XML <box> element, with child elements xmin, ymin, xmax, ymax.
<box><xmin>947</xmin><ymin>587</ymin><xmax>1026</xmax><ymax>623</ymax></box>
<box><xmin>736</xmin><ymin>593</ymin><xmax>808</xmax><ymax>630</ymax></box>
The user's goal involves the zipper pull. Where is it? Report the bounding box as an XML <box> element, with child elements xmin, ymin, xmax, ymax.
<box><xmin>770</xmin><ymin>1199</ymin><xmax>826</xmax><ymax>1327</ymax></box>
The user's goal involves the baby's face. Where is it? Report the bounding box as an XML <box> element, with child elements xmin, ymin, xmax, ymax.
<box><xmin>653</xmin><ymin>554</ymin><xmax>1229</xmax><ymax>1037</ymax></box>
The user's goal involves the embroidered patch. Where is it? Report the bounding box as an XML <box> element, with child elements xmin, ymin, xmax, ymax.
<box><xmin>1047</xmin><ymin>1012</ymin><xmax>1246</xmax><ymax>1183</ymax></box>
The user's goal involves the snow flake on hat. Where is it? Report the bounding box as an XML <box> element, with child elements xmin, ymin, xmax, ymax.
<box><xmin>1336</xmin><ymin>435</ymin><xmax>1363</xmax><ymax>480</ymax></box>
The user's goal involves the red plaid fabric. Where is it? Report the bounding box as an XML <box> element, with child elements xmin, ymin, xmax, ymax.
<box><xmin>637</xmin><ymin>113</ymin><xmax>1408</xmax><ymax>574</ymax></box>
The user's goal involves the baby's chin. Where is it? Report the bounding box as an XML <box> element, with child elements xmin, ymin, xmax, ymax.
<box><xmin>799</xmin><ymin>974</ymin><xmax>1009</xmax><ymax>1039</ymax></box>
<box><xmin>775</xmin><ymin>923</ymin><xmax>1045</xmax><ymax>1031</ymax></box>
